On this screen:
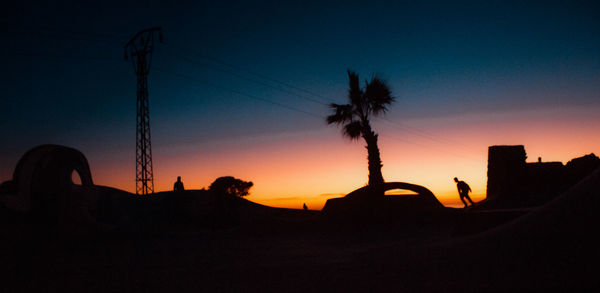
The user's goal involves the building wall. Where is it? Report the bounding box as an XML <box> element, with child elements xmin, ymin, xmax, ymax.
<box><xmin>486</xmin><ymin>145</ymin><xmax>599</xmax><ymax>208</ymax></box>
<box><xmin>486</xmin><ymin>145</ymin><xmax>527</xmax><ymax>201</ymax></box>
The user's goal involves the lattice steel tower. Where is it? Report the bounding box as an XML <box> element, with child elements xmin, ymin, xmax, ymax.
<box><xmin>124</xmin><ymin>27</ymin><xmax>163</xmax><ymax>195</ymax></box>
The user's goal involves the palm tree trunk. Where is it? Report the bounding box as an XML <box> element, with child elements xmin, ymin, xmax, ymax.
<box><xmin>363</xmin><ymin>129</ymin><xmax>385</xmax><ymax>187</ymax></box>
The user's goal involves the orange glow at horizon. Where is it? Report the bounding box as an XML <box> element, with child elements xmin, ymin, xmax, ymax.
<box><xmin>43</xmin><ymin>106</ymin><xmax>600</xmax><ymax>210</ymax></box>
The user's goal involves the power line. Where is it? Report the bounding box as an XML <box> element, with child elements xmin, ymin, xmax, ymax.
<box><xmin>5</xmin><ymin>48</ymin><xmax>486</xmax><ymax>165</ymax></box>
<box><xmin>0</xmin><ymin>28</ymin><xmax>489</xmax><ymax>174</ymax></box>
<box><xmin>378</xmin><ymin>126</ymin><xmax>484</xmax><ymax>165</ymax></box>
<box><xmin>375</xmin><ymin>117</ymin><xmax>478</xmax><ymax>153</ymax></box>
<box><xmin>153</xmin><ymin>65</ymin><xmax>484</xmax><ymax>164</ymax></box>
<box><xmin>161</xmin><ymin>47</ymin><xmax>477</xmax><ymax>153</ymax></box>
<box><xmin>153</xmin><ymin>66</ymin><xmax>324</xmax><ymax>119</ymax></box>
<box><xmin>151</xmin><ymin>58</ymin><xmax>485</xmax><ymax>161</ymax></box>
<box><xmin>176</xmin><ymin>49</ymin><xmax>333</xmax><ymax>103</ymax></box>
<box><xmin>1</xmin><ymin>26</ymin><xmax>486</xmax><ymax>157</ymax></box>
<box><xmin>161</xmin><ymin>45</ymin><xmax>329</xmax><ymax>106</ymax></box>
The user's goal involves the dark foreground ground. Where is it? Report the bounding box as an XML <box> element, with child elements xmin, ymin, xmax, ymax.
<box><xmin>2</xmin><ymin>170</ymin><xmax>599</xmax><ymax>292</ymax></box>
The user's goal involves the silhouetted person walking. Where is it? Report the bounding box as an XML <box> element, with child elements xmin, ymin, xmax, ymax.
<box><xmin>174</xmin><ymin>176</ymin><xmax>184</xmax><ymax>192</ymax></box>
<box><xmin>303</xmin><ymin>203</ymin><xmax>308</xmax><ymax>210</ymax></box>
<box><xmin>454</xmin><ymin>177</ymin><xmax>473</xmax><ymax>208</ymax></box>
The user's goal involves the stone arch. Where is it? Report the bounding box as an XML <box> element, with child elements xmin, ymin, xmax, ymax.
<box><xmin>345</xmin><ymin>182</ymin><xmax>443</xmax><ymax>206</ymax></box>
<box><xmin>2</xmin><ymin>144</ymin><xmax>94</xmax><ymax>211</ymax></box>
<box><xmin>323</xmin><ymin>182</ymin><xmax>444</xmax><ymax>213</ymax></box>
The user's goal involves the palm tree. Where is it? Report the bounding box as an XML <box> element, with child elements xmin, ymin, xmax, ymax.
<box><xmin>327</xmin><ymin>70</ymin><xmax>395</xmax><ymax>187</ymax></box>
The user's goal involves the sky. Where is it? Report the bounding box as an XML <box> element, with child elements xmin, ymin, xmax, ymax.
<box><xmin>1</xmin><ymin>0</ymin><xmax>599</xmax><ymax>209</ymax></box>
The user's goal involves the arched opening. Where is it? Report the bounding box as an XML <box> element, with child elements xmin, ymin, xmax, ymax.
<box><xmin>385</xmin><ymin>189</ymin><xmax>419</xmax><ymax>196</ymax></box>
<box><xmin>71</xmin><ymin>169</ymin><xmax>82</xmax><ymax>185</ymax></box>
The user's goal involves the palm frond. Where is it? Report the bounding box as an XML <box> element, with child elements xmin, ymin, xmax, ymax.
<box><xmin>371</xmin><ymin>103</ymin><xmax>390</xmax><ymax>115</ymax></box>
<box><xmin>347</xmin><ymin>70</ymin><xmax>363</xmax><ymax>106</ymax></box>
<box><xmin>342</xmin><ymin>120</ymin><xmax>362</xmax><ymax>140</ymax></box>
<box><xmin>365</xmin><ymin>76</ymin><xmax>395</xmax><ymax>115</ymax></box>
<box><xmin>326</xmin><ymin>103</ymin><xmax>354</xmax><ymax>125</ymax></box>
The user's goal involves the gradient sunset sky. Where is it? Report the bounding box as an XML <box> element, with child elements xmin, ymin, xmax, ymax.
<box><xmin>1</xmin><ymin>0</ymin><xmax>599</xmax><ymax>209</ymax></box>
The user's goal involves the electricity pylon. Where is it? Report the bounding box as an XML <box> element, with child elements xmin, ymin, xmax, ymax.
<box><xmin>124</xmin><ymin>27</ymin><xmax>162</xmax><ymax>195</ymax></box>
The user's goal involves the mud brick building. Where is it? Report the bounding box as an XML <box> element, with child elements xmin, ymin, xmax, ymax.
<box><xmin>485</xmin><ymin>145</ymin><xmax>599</xmax><ymax>208</ymax></box>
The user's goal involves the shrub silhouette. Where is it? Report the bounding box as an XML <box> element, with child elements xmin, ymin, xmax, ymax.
<box><xmin>209</xmin><ymin>176</ymin><xmax>253</xmax><ymax>197</ymax></box>
<box><xmin>327</xmin><ymin>70</ymin><xmax>395</xmax><ymax>186</ymax></box>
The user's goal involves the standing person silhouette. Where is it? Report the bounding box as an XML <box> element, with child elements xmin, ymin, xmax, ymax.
<box><xmin>454</xmin><ymin>177</ymin><xmax>473</xmax><ymax>208</ymax></box>
<box><xmin>174</xmin><ymin>176</ymin><xmax>185</xmax><ymax>192</ymax></box>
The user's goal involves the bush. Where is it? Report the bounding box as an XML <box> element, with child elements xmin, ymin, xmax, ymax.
<box><xmin>209</xmin><ymin>176</ymin><xmax>253</xmax><ymax>197</ymax></box>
